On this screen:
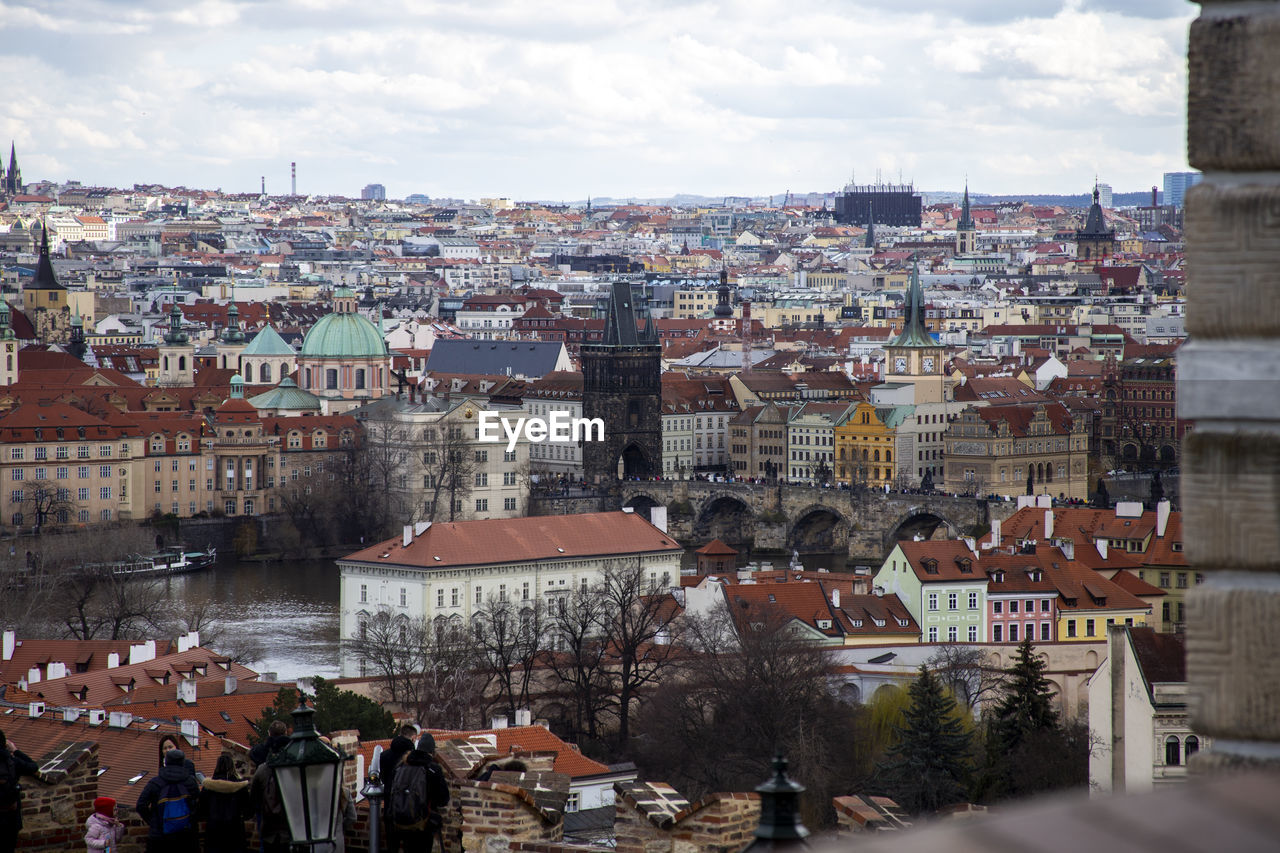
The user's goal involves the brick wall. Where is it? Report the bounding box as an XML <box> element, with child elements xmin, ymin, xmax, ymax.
<box><xmin>614</xmin><ymin>782</ymin><xmax>760</xmax><ymax>853</ymax></box>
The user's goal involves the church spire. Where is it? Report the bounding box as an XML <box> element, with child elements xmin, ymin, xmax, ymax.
<box><xmin>888</xmin><ymin>255</ymin><xmax>934</xmax><ymax>348</ymax></box>
<box><xmin>163</xmin><ymin>302</ymin><xmax>189</xmax><ymax>345</ymax></box>
<box><xmin>33</xmin><ymin>222</ymin><xmax>63</xmax><ymax>291</ymax></box>
<box><xmin>959</xmin><ymin>180</ymin><xmax>974</xmax><ymax>231</ymax></box>
<box><xmin>864</xmin><ymin>200</ymin><xmax>876</xmax><ymax>249</ymax></box>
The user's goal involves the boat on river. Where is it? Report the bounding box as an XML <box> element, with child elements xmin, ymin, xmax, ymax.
<box><xmin>93</xmin><ymin>546</ymin><xmax>217</xmax><ymax>578</ymax></box>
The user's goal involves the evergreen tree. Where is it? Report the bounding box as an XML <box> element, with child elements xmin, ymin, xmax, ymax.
<box><xmin>250</xmin><ymin>677</ymin><xmax>395</xmax><ymax>742</ymax></box>
<box><xmin>981</xmin><ymin>638</ymin><xmax>1085</xmax><ymax>800</ymax></box>
<box><xmin>873</xmin><ymin>666</ymin><xmax>973</xmax><ymax>814</ymax></box>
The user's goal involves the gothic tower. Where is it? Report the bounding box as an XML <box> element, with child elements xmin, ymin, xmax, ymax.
<box><xmin>956</xmin><ymin>181</ymin><xmax>976</xmax><ymax>255</ymax></box>
<box><xmin>884</xmin><ymin>259</ymin><xmax>949</xmax><ymax>404</ymax></box>
<box><xmin>68</xmin><ymin>311</ymin><xmax>87</xmax><ymax>362</ymax></box>
<box><xmin>1076</xmin><ymin>183</ymin><xmax>1116</xmax><ymax>264</ymax></box>
<box><xmin>0</xmin><ymin>299</ymin><xmax>18</xmax><ymax>386</ymax></box>
<box><xmin>582</xmin><ymin>281</ymin><xmax>661</xmax><ymax>486</ymax></box>
<box><xmin>2</xmin><ymin>142</ymin><xmax>20</xmax><ymax>197</ymax></box>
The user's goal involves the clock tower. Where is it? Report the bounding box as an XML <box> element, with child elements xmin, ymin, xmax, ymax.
<box><xmin>884</xmin><ymin>260</ymin><xmax>949</xmax><ymax>403</ymax></box>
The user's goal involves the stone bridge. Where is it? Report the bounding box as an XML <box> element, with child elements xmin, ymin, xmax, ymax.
<box><xmin>612</xmin><ymin>480</ymin><xmax>1015</xmax><ymax>563</ymax></box>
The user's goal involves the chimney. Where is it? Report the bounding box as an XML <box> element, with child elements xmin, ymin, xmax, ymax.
<box><xmin>129</xmin><ymin>640</ymin><xmax>156</xmax><ymax>665</ymax></box>
<box><xmin>491</xmin><ymin>715</ymin><xmax>509</xmax><ymax>730</ymax></box>
<box><xmin>47</xmin><ymin>661</ymin><xmax>66</xmax><ymax>680</ymax></box>
<box><xmin>2</xmin><ymin>630</ymin><xmax>14</xmax><ymax>661</ymax></box>
<box><xmin>991</xmin><ymin>518</ymin><xmax>1002</xmax><ymax>549</ymax></box>
<box><xmin>177</xmin><ymin>678</ymin><xmax>198</xmax><ymax>704</ymax></box>
<box><xmin>28</xmin><ymin>701</ymin><xmax>44</xmax><ymax>718</ymax></box>
<box><xmin>1036</xmin><ymin>494</ymin><xmax>1052</xmax><ymax>508</ymax></box>
<box><xmin>1152</xmin><ymin>185</ymin><xmax>1158</xmax><ymax>207</ymax></box>
<box><xmin>177</xmin><ymin>631</ymin><xmax>201</xmax><ymax>653</ymax></box>
<box><xmin>514</xmin><ymin>708</ymin><xmax>532</xmax><ymax>727</ymax></box>
<box><xmin>872</xmin><ymin>585</ymin><xmax>884</xmax><ymax>597</ymax></box>
<box><xmin>1062</xmin><ymin>540</ymin><xmax>1075</xmax><ymax>561</ymax></box>
<box><xmin>224</xmin><ymin>675</ymin><xmax>238</xmax><ymax>695</ymax></box>
<box><xmin>63</xmin><ymin>708</ymin><xmax>82</xmax><ymax>723</ymax></box>
<box><xmin>1157</xmin><ymin>499</ymin><xmax>1171</xmax><ymax>537</ymax></box>
<box><xmin>88</xmin><ymin>709</ymin><xmax>106</xmax><ymax>726</ymax></box>
<box><xmin>1044</xmin><ymin>509</ymin><xmax>1055</xmax><ymax>541</ymax></box>
<box><xmin>1096</xmin><ymin>538</ymin><xmax>1109</xmax><ymax>560</ymax></box>
<box><xmin>108</xmin><ymin>711</ymin><xmax>132</xmax><ymax>728</ymax></box>
<box><xmin>26</xmin><ymin>667</ymin><xmax>40</xmax><ymax>684</ymax></box>
<box><xmin>403</xmin><ymin>525</ymin><xmax>413</xmax><ymax>547</ymax></box>
<box><xmin>649</xmin><ymin>505</ymin><xmax>668</xmax><ymax>533</ymax></box>
<box><xmin>107</xmin><ymin>652</ymin><xmax>120</xmax><ymax>669</ymax></box>
<box><xmin>180</xmin><ymin>719</ymin><xmax>199</xmax><ymax>746</ymax></box>
<box><xmin>831</xmin><ymin>587</ymin><xmax>840</xmax><ymax>608</ymax></box>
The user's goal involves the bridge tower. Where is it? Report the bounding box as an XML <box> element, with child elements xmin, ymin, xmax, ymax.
<box><xmin>582</xmin><ymin>281</ymin><xmax>661</xmax><ymax>486</ymax></box>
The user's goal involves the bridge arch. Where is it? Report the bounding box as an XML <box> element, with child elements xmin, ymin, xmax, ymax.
<box><xmin>622</xmin><ymin>491</ymin><xmax>662</xmax><ymax>523</ymax></box>
<box><xmin>692</xmin><ymin>494</ymin><xmax>755</xmax><ymax>550</ymax></box>
<box><xmin>786</xmin><ymin>503</ymin><xmax>850</xmax><ymax>554</ymax></box>
<box><xmin>884</xmin><ymin>506</ymin><xmax>961</xmax><ymax>552</ymax></box>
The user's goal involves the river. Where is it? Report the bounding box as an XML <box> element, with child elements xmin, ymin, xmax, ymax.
<box><xmin>168</xmin><ymin>549</ymin><xmax>853</xmax><ymax>681</ymax></box>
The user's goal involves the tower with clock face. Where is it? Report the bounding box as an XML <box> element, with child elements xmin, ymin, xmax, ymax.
<box><xmin>885</xmin><ymin>261</ymin><xmax>949</xmax><ymax>403</ymax></box>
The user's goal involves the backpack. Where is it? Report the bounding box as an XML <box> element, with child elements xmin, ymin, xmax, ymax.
<box><xmin>157</xmin><ymin>780</ymin><xmax>192</xmax><ymax>834</ymax></box>
<box><xmin>390</xmin><ymin>763</ymin><xmax>430</xmax><ymax>832</ymax></box>
<box><xmin>0</xmin><ymin>753</ymin><xmax>18</xmax><ymax>808</ymax></box>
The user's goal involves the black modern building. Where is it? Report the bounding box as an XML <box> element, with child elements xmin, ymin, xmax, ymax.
<box><xmin>834</xmin><ymin>184</ymin><xmax>922</xmax><ymax>227</ymax></box>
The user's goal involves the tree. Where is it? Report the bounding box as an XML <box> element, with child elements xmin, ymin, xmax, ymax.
<box><xmin>873</xmin><ymin>666</ymin><xmax>974</xmax><ymax>815</ymax></box>
<box><xmin>16</xmin><ymin>484</ymin><xmax>79</xmax><ymax>533</ymax></box>
<box><xmin>473</xmin><ymin>595</ymin><xmax>545</xmax><ymax>721</ymax></box>
<box><xmin>598</xmin><ymin>559</ymin><xmax>681</xmax><ymax>751</ymax></box>
<box><xmin>250</xmin><ymin>677</ymin><xmax>395</xmax><ymax>742</ymax></box>
<box><xmin>350</xmin><ymin>607</ymin><xmax>485</xmax><ymax>729</ymax></box>
<box><xmin>979</xmin><ymin>638</ymin><xmax>1085</xmax><ymax>800</ymax></box>
<box><xmin>541</xmin><ymin>585</ymin><xmax>614</xmax><ymax>744</ymax></box>
<box><xmin>926</xmin><ymin>645</ymin><xmax>1006</xmax><ymax>713</ymax></box>
<box><xmin>418</xmin><ymin>419</ymin><xmax>477</xmax><ymax>523</ymax></box>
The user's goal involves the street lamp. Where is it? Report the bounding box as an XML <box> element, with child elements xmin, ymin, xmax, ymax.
<box><xmin>362</xmin><ymin>745</ymin><xmax>385</xmax><ymax>853</ymax></box>
<box><xmin>743</xmin><ymin>754</ymin><xmax>809</xmax><ymax>851</ymax></box>
<box><xmin>268</xmin><ymin>698</ymin><xmax>347</xmax><ymax>851</ymax></box>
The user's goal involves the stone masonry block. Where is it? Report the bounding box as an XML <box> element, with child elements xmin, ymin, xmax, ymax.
<box><xmin>1183</xmin><ymin>431</ymin><xmax>1280</xmax><ymax>571</ymax></box>
<box><xmin>1184</xmin><ymin>182</ymin><xmax>1280</xmax><ymax>339</ymax></box>
<box><xmin>1188</xmin><ymin>6</ymin><xmax>1280</xmax><ymax>170</ymax></box>
<box><xmin>1187</xmin><ymin>582</ymin><xmax>1280</xmax><ymax>741</ymax></box>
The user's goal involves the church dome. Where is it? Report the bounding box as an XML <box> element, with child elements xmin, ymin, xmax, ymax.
<box><xmin>300</xmin><ymin>310</ymin><xmax>388</xmax><ymax>359</ymax></box>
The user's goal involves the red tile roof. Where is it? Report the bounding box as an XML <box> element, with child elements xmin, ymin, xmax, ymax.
<box><xmin>342</xmin><ymin>511</ymin><xmax>682</xmax><ymax>569</ymax></box>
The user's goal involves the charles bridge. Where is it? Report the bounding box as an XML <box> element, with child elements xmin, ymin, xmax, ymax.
<box><xmin>530</xmin><ymin>479</ymin><xmax>1017</xmax><ymax>563</ymax></box>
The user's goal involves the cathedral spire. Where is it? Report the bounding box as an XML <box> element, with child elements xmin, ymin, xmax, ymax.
<box><xmin>888</xmin><ymin>255</ymin><xmax>934</xmax><ymax>348</ymax></box>
<box><xmin>959</xmin><ymin>180</ymin><xmax>974</xmax><ymax>231</ymax></box>
<box><xmin>33</xmin><ymin>222</ymin><xmax>63</xmax><ymax>291</ymax></box>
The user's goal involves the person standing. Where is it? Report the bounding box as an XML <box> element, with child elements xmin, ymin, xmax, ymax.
<box><xmin>200</xmin><ymin>752</ymin><xmax>250</xmax><ymax>853</ymax></box>
<box><xmin>387</xmin><ymin>735</ymin><xmax>449</xmax><ymax>853</ymax></box>
<box><xmin>379</xmin><ymin>725</ymin><xmax>417</xmax><ymax>852</ymax></box>
<box><xmin>0</xmin><ymin>731</ymin><xmax>39</xmax><ymax>853</ymax></box>
<box><xmin>250</xmin><ymin>741</ymin><xmax>291</xmax><ymax>853</ymax></box>
<box><xmin>84</xmin><ymin>797</ymin><xmax>125</xmax><ymax>852</ymax></box>
<box><xmin>135</xmin><ymin>749</ymin><xmax>200</xmax><ymax>853</ymax></box>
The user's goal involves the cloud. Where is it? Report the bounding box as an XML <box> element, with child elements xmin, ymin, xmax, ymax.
<box><xmin>0</xmin><ymin>0</ymin><xmax>1198</xmax><ymax>197</ymax></box>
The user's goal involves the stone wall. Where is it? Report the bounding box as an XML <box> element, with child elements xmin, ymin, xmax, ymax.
<box><xmin>613</xmin><ymin>781</ymin><xmax>760</xmax><ymax>853</ymax></box>
<box><xmin>16</xmin><ymin>742</ymin><xmax>101</xmax><ymax>853</ymax></box>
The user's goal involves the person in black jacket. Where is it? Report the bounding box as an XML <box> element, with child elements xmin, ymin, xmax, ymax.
<box><xmin>248</xmin><ymin>721</ymin><xmax>290</xmax><ymax>769</ymax></box>
<box><xmin>387</xmin><ymin>735</ymin><xmax>449</xmax><ymax>853</ymax></box>
<box><xmin>380</xmin><ymin>725</ymin><xmax>417</xmax><ymax>852</ymax></box>
<box><xmin>0</xmin><ymin>730</ymin><xmax>40</xmax><ymax>853</ymax></box>
<box><xmin>200</xmin><ymin>752</ymin><xmax>249</xmax><ymax>853</ymax></box>
<box><xmin>135</xmin><ymin>749</ymin><xmax>200</xmax><ymax>853</ymax></box>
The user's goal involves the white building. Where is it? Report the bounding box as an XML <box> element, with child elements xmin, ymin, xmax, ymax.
<box><xmin>1088</xmin><ymin>625</ymin><xmax>1208</xmax><ymax>795</ymax></box>
<box><xmin>338</xmin><ymin>511</ymin><xmax>684</xmax><ymax>676</ymax></box>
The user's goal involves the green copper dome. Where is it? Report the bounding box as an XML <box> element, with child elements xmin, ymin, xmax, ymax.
<box><xmin>300</xmin><ymin>311</ymin><xmax>388</xmax><ymax>359</ymax></box>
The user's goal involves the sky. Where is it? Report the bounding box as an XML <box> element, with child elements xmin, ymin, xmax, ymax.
<box><xmin>0</xmin><ymin>0</ymin><xmax>1197</xmax><ymax>201</ymax></box>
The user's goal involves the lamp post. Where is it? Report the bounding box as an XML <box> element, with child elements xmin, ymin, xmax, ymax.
<box><xmin>743</xmin><ymin>754</ymin><xmax>809</xmax><ymax>852</ymax></box>
<box><xmin>267</xmin><ymin>698</ymin><xmax>347</xmax><ymax>852</ymax></box>
<box><xmin>362</xmin><ymin>745</ymin><xmax>385</xmax><ymax>853</ymax></box>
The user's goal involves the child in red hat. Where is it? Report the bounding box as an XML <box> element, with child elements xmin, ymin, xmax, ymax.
<box><xmin>85</xmin><ymin>796</ymin><xmax>125</xmax><ymax>852</ymax></box>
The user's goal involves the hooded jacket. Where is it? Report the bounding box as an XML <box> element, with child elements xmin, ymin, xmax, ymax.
<box><xmin>84</xmin><ymin>811</ymin><xmax>125</xmax><ymax>851</ymax></box>
<box><xmin>380</xmin><ymin>735</ymin><xmax>414</xmax><ymax>784</ymax></box>
<box><xmin>200</xmin><ymin>778</ymin><xmax>251</xmax><ymax>853</ymax></box>
<box><xmin>135</xmin><ymin>763</ymin><xmax>200</xmax><ymax>838</ymax></box>
<box><xmin>391</xmin><ymin>743</ymin><xmax>450</xmax><ymax>827</ymax></box>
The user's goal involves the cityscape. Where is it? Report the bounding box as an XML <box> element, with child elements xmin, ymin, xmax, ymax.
<box><xmin>1</xmin><ymin>1</ymin><xmax>1277</xmax><ymax>852</ymax></box>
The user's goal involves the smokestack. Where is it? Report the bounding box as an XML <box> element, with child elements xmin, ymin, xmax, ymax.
<box><xmin>291</xmin><ymin>162</ymin><xmax>297</xmax><ymax>196</ymax></box>
<box><xmin>1152</xmin><ymin>186</ymin><xmax>1158</xmax><ymax>207</ymax></box>
<box><xmin>261</xmin><ymin>176</ymin><xmax>265</xmax><ymax>195</ymax></box>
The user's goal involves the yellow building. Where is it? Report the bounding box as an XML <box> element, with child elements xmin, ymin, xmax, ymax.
<box><xmin>834</xmin><ymin>402</ymin><xmax>899</xmax><ymax>488</ymax></box>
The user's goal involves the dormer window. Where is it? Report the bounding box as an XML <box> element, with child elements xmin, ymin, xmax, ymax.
<box><xmin>955</xmin><ymin>556</ymin><xmax>973</xmax><ymax>574</ymax></box>
<box><xmin>993</xmin><ymin>570</ymin><xmax>1006</xmax><ymax>583</ymax></box>
<box><xmin>922</xmin><ymin>558</ymin><xmax>939</xmax><ymax>575</ymax></box>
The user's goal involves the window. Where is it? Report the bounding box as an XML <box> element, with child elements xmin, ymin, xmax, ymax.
<box><xmin>8</xmin><ymin>448</ymin><xmax>22</xmax><ymax>460</ymax></box>
<box><xmin>475</xmin><ymin>586</ymin><xmax>483</xmax><ymax>605</ymax></box>
<box><xmin>499</xmin><ymin>584</ymin><xmax>507</xmax><ymax>602</ymax></box>
<box><xmin>927</xmin><ymin>593</ymin><xmax>938</xmax><ymax>611</ymax></box>
<box><xmin>503</xmin><ymin>471</ymin><xmax>517</xmax><ymax>486</ymax></box>
<box><xmin>475</xmin><ymin>499</ymin><xmax>488</xmax><ymax>512</ymax></box>
<box><xmin>993</xmin><ymin>601</ymin><xmax>1003</xmax><ymax>614</ymax></box>
<box><xmin>55</xmin><ymin>446</ymin><xmax>68</xmax><ymax>460</ymax></box>
<box><xmin>1165</xmin><ymin>736</ymin><xmax>1181</xmax><ymax>766</ymax></box>
<box><xmin>1041</xmin><ymin>622</ymin><xmax>1051</xmax><ymax>641</ymax></box>
<box><xmin>474</xmin><ymin>450</ymin><xmax>488</xmax><ymax>463</ymax></box>
<box><xmin>947</xmin><ymin>626</ymin><xmax>957</xmax><ymax>642</ymax></box>
<box><xmin>1085</xmin><ymin>618</ymin><xmax>1095</xmax><ymax>637</ymax></box>
<box><xmin>1185</xmin><ymin>735</ymin><xmax>1200</xmax><ymax>760</ymax></box>
<box><xmin>565</xmin><ymin>793</ymin><xmax>580</xmax><ymax>813</ymax></box>
<box><xmin>1025</xmin><ymin>599</ymin><xmax>1034</xmax><ymax>612</ymax></box>
<box><xmin>451</xmin><ymin>588</ymin><xmax>459</xmax><ymax>607</ymax></box>
<box><xmin>993</xmin><ymin>624</ymin><xmax>1003</xmax><ymax>642</ymax></box>
<box><xmin>99</xmin><ymin>445</ymin><xmax>112</xmax><ymax>457</ymax></box>
<box><xmin>1041</xmin><ymin>598</ymin><xmax>1051</xmax><ymax>612</ymax></box>
<box><xmin>99</xmin><ymin>486</ymin><xmax>112</xmax><ymax>500</ymax></box>
<box><xmin>34</xmin><ymin>468</ymin><xmax>46</xmax><ymax>480</ymax></box>
<box><xmin>504</xmin><ymin>497</ymin><xmax>517</xmax><ymax>511</ymax></box>
<box><xmin>968</xmin><ymin>591</ymin><xmax>978</xmax><ymax>610</ymax></box>
<box><xmin>968</xmin><ymin>625</ymin><xmax>977</xmax><ymax>642</ymax></box>
<box><xmin>503</xmin><ymin>450</ymin><xmax>517</xmax><ymax>462</ymax></box>
<box><xmin>1067</xmin><ymin>620</ymin><xmax>1077</xmax><ymax>638</ymax></box>
<box><xmin>78</xmin><ymin>445</ymin><xmax>90</xmax><ymax>459</ymax></box>
<box><xmin>436</xmin><ymin>588</ymin><xmax>443</xmax><ymax>607</ymax></box>
<box><xmin>948</xmin><ymin>593</ymin><xmax>957</xmax><ymax>610</ymax></box>
<box><xmin>1010</xmin><ymin>623</ymin><xmax>1020</xmax><ymax>642</ymax></box>
<box><xmin>475</xmin><ymin>473</ymin><xmax>488</xmax><ymax>487</ymax></box>
<box><xmin>77</xmin><ymin>487</ymin><xmax>89</xmax><ymax>501</ymax></box>
<box><xmin>1159</xmin><ymin>572</ymin><xmax>1171</xmax><ymax>588</ymax></box>
<box><xmin>522</xmin><ymin>582</ymin><xmax>530</xmax><ymax>601</ymax></box>
<box><xmin>34</xmin><ymin>446</ymin><xmax>47</xmax><ymax>460</ymax></box>
<box><xmin>928</xmin><ymin>627</ymin><xmax>938</xmax><ymax>642</ymax></box>
<box><xmin>1009</xmin><ymin>600</ymin><xmax>1019</xmax><ymax>614</ymax></box>
<box><xmin>99</xmin><ymin>465</ymin><xmax>111</xmax><ymax>478</ymax></box>
<box><xmin>56</xmin><ymin>466</ymin><xmax>68</xmax><ymax>480</ymax></box>
<box><xmin>1176</xmin><ymin>573</ymin><xmax>1188</xmax><ymax>589</ymax></box>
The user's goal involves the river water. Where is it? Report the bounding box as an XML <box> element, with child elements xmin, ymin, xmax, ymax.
<box><xmin>167</xmin><ymin>550</ymin><xmax>852</xmax><ymax>681</ymax></box>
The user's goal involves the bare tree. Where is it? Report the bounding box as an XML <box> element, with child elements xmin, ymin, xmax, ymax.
<box><xmin>419</xmin><ymin>422</ymin><xmax>476</xmax><ymax>523</ymax></box>
<box><xmin>472</xmin><ymin>595</ymin><xmax>545</xmax><ymax>720</ymax></box>
<box><xmin>926</xmin><ymin>645</ymin><xmax>1007</xmax><ymax>713</ymax></box>
<box><xmin>541</xmin><ymin>586</ymin><xmax>614</xmax><ymax>743</ymax></box>
<box><xmin>598</xmin><ymin>560</ymin><xmax>682</xmax><ymax>750</ymax></box>
<box><xmin>351</xmin><ymin>606</ymin><xmax>486</xmax><ymax>729</ymax></box>
<box><xmin>17</xmin><ymin>484</ymin><xmax>79</xmax><ymax>533</ymax></box>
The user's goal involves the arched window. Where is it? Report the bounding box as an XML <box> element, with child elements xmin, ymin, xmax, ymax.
<box><xmin>261</xmin><ymin>363</ymin><xmax>272</xmax><ymax>383</ymax></box>
<box><xmin>885</xmin><ymin>450</ymin><xmax>892</xmax><ymax>463</ymax></box>
<box><xmin>304</xmin><ymin>368</ymin><xmax>312</xmax><ymax>389</ymax></box>
<box><xmin>178</xmin><ymin>356</ymin><xmax>186</xmax><ymax>371</ymax></box>
<box><xmin>874</xmin><ymin>449</ymin><xmax>880</xmax><ymax>462</ymax></box>
<box><xmin>1165</xmin><ymin>736</ymin><xmax>1181</xmax><ymax>766</ymax></box>
<box><xmin>1185</xmin><ymin>735</ymin><xmax>1199</xmax><ymax>760</ymax></box>
<box><xmin>326</xmin><ymin>368</ymin><xmax>339</xmax><ymax>390</ymax></box>
<box><xmin>355</xmin><ymin>368</ymin><xmax>366</xmax><ymax>390</ymax></box>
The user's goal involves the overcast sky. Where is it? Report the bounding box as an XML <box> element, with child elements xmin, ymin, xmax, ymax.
<box><xmin>0</xmin><ymin>0</ymin><xmax>1196</xmax><ymax>201</ymax></box>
